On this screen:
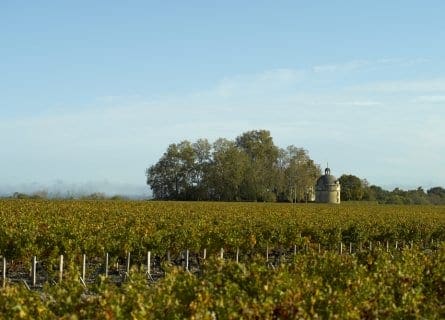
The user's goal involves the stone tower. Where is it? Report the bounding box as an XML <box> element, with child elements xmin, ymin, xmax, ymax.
<box><xmin>315</xmin><ymin>167</ymin><xmax>341</xmax><ymax>204</ymax></box>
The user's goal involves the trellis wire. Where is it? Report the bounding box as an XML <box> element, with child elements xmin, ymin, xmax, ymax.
<box><xmin>0</xmin><ymin>239</ymin><xmax>441</xmax><ymax>289</ymax></box>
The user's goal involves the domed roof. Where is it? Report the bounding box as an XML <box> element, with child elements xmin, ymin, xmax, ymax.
<box><xmin>317</xmin><ymin>174</ymin><xmax>337</xmax><ymax>185</ymax></box>
<box><xmin>316</xmin><ymin>168</ymin><xmax>338</xmax><ymax>186</ymax></box>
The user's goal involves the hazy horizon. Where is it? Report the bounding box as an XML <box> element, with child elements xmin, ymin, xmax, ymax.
<box><xmin>2</xmin><ymin>2</ymin><xmax>445</xmax><ymax>197</ymax></box>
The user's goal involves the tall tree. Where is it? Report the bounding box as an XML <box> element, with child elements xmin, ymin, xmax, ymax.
<box><xmin>278</xmin><ymin>146</ymin><xmax>320</xmax><ymax>202</ymax></box>
<box><xmin>235</xmin><ymin>130</ymin><xmax>280</xmax><ymax>201</ymax></box>
<box><xmin>427</xmin><ymin>187</ymin><xmax>445</xmax><ymax>205</ymax></box>
<box><xmin>339</xmin><ymin>174</ymin><xmax>364</xmax><ymax>201</ymax></box>
<box><xmin>146</xmin><ymin>141</ymin><xmax>196</xmax><ymax>200</ymax></box>
<box><xmin>146</xmin><ymin>130</ymin><xmax>323</xmax><ymax>202</ymax></box>
<box><xmin>207</xmin><ymin>138</ymin><xmax>249</xmax><ymax>201</ymax></box>
<box><xmin>190</xmin><ymin>139</ymin><xmax>212</xmax><ymax>200</ymax></box>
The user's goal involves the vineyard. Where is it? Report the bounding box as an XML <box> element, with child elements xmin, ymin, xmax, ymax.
<box><xmin>1</xmin><ymin>199</ymin><xmax>445</xmax><ymax>318</ymax></box>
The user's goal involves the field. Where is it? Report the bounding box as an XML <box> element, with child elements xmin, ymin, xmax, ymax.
<box><xmin>1</xmin><ymin>200</ymin><xmax>445</xmax><ymax>319</ymax></box>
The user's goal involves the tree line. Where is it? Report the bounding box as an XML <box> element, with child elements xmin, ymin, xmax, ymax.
<box><xmin>9</xmin><ymin>191</ymin><xmax>129</xmax><ymax>201</ymax></box>
<box><xmin>338</xmin><ymin>175</ymin><xmax>445</xmax><ymax>205</ymax></box>
<box><xmin>146</xmin><ymin>130</ymin><xmax>320</xmax><ymax>202</ymax></box>
<box><xmin>146</xmin><ymin>129</ymin><xmax>445</xmax><ymax>205</ymax></box>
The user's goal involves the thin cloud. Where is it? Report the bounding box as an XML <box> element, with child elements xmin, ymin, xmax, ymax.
<box><xmin>214</xmin><ymin>68</ymin><xmax>304</xmax><ymax>97</ymax></box>
<box><xmin>414</xmin><ymin>95</ymin><xmax>445</xmax><ymax>103</ymax></box>
<box><xmin>2</xmin><ymin>64</ymin><xmax>445</xmax><ymax>193</ymax></box>
<box><xmin>312</xmin><ymin>57</ymin><xmax>429</xmax><ymax>74</ymax></box>
<box><xmin>312</xmin><ymin>60</ymin><xmax>369</xmax><ymax>73</ymax></box>
<box><xmin>333</xmin><ymin>100</ymin><xmax>382</xmax><ymax>107</ymax></box>
<box><xmin>347</xmin><ymin>78</ymin><xmax>445</xmax><ymax>93</ymax></box>
<box><xmin>376</xmin><ymin>57</ymin><xmax>429</xmax><ymax>66</ymax></box>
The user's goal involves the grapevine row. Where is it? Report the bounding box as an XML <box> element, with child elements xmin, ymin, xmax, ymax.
<box><xmin>1</xmin><ymin>200</ymin><xmax>445</xmax><ymax>264</ymax></box>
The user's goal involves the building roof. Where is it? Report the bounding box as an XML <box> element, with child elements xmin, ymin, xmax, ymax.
<box><xmin>316</xmin><ymin>168</ymin><xmax>339</xmax><ymax>187</ymax></box>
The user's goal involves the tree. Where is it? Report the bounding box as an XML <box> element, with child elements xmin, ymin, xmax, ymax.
<box><xmin>367</xmin><ymin>185</ymin><xmax>389</xmax><ymax>202</ymax></box>
<box><xmin>427</xmin><ymin>187</ymin><xmax>445</xmax><ymax>205</ymax></box>
<box><xmin>361</xmin><ymin>179</ymin><xmax>372</xmax><ymax>201</ymax></box>
<box><xmin>427</xmin><ymin>186</ymin><xmax>445</xmax><ymax>197</ymax></box>
<box><xmin>190</xmin><ymin>139</ymin><xmax>212</xmax><ymax>200</ymax></box>
<box><xmin>146</xmin><ymin>141</ymin><xmax>196</xmax><ymax>200</ymax></box>
<box><xmin>146</xmin><ymin>130</ymin><xmax>324</xmax><ymax>202</ymax></box>
<box><xmin>383</xmin><ymin>187</ymin><xmax>430</xmax><ymax>205</ymax></box>
<box><xmin>339</xmin><ymin>174</ymin><xmax>364</xmax><ymax>201</ymax></box>
<box><xmin>207</xmin><ymin>138</ymin><xmax>249</xmax><ymax>201</ymax></box>
<box><xmin>235</xmin><ymin>130</ymin><xmax>280</xmax><ymax>201</ymax></box>
<box><xmin>277</xmin><ymin>146</ymin><xmax>320</xmax><ymax>202</ymax></box>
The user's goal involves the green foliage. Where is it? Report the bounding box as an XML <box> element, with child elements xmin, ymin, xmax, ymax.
<box><xmin>207</xmin><ymin>138</ymin><xmax>249</xmax><ymax>201</ymax></box>
<box><xmin>1</xmin><ymin>247</ymin><xmax>444</xmax><ymax>319</ymax></box>
<box><xmin>1</xmin><ymin>200</ymin><xmax>445</xmax><ymax>318</ymax></box>
<box><xmin>428</xmin><ymin>187</ymin><xmax>445</xmax><ymax>205</ymax></box>
<box><xmin>80</xmin><ymin>192</ymin><xmax>107</xmax><ymax>200</ymax></box>
<box><xmin>145</xmin><ymin>130</ymin><xmax>445</xmax><ymax>205</ymax></box>
<box><xmin>146</xmin><ymin>130</ymin><xmax>320</xmax><ymax>202</ymax></box>
<box><xmin>368</xmin><ymin>186</ymin><xmax>444</xmax><ymax>205</ymax></box>
<box><xmin>337</xmin><ymin>175</ymin><xmax>444</xmax><ymax>205</ymax></box>
<box><xmin>12</xmin><ymin>191</ymin><xmax>48</xmax><ymax>200</ymax></box>
<box><xmin>1</xmin><ymin>200</ymin><xmax>445</xmax><ymax>261</ymax></box>
<box><xmin>278</xmin><ymin>146</ymin><xmax>321</xmax><ymax>202</ymax></box>
<box><xmin>339</xmin><ymin>174</ymin><xmax>365</xmax><ymax>201</ymax></box>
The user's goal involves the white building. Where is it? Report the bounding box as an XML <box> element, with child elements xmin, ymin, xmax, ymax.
<box><xmin>315</xmin><ymin>167</ymin><xmax>341</xmax><ymax>204</ymax></box>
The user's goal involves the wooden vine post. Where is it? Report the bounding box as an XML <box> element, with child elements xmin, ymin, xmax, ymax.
<box><xmin>146</xmin><ymin>251</ymin><xmax>151</xmax><ymax>275</ymax></box>
<box><xmin>105</xmin><ymin>253</ymin><xmax>109</xmax><ymax>278</ymax></box>
<box><xmin>126</xmin><ymin>252</ymin><xmax>131</xmax><ymax>275</ymax></box>
<box><xmin>31</xmin><ymin>256</ymin><xmax>37</xmax><ymax>287</ymax></box>
<box><xmin>82</xmin><ymin>254</ymin><xmax>86</xmax><ymax>281</ymax></box>
<box><xmin>2</xmin><ymin>257</ymin><xmax>6</xmax><ymax>288</ymax></box>
<box><xmin>59</xmin><ymin>255</ymin><xmax>64</xmax><ymax>283</ymax></box>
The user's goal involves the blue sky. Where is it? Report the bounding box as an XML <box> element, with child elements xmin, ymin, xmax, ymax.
<box><xmin>1</xmin><ymin>1</ymin><xmax>445</xmax><ymax>196</ymax></box>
